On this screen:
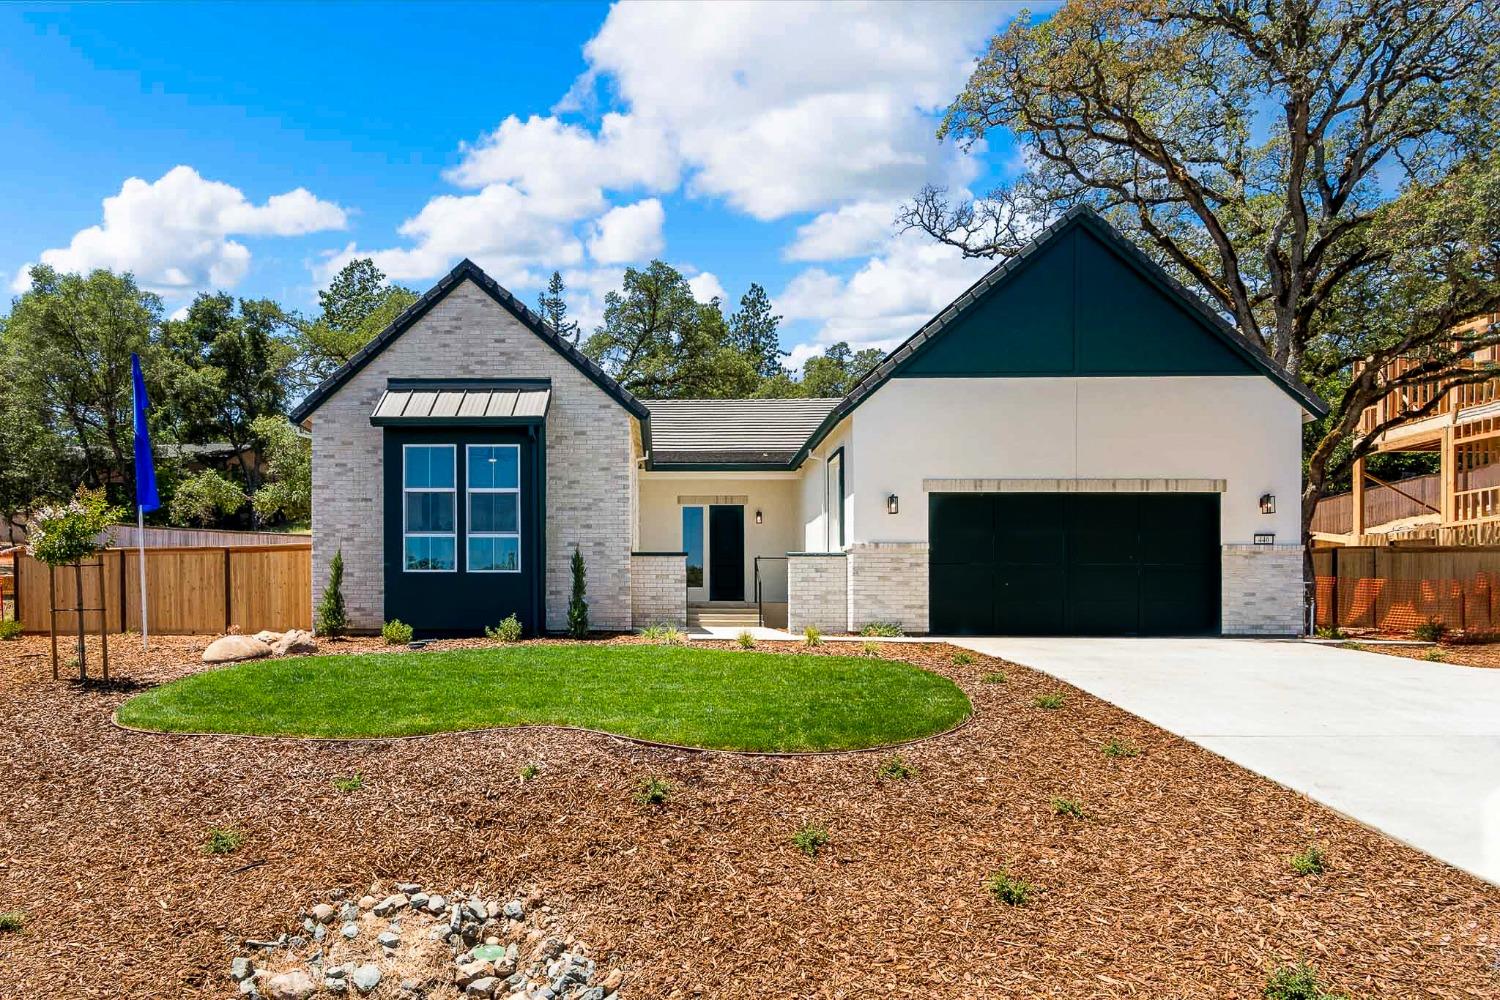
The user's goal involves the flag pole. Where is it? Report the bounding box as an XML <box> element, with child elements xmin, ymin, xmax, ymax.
<box><xmin>137</xmin><ymin>504</ymin><xmax>148</xmax><ymax>651</ymax></box>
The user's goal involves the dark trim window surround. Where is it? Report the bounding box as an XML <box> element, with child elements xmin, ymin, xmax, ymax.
<box><xmin>403</xmin><ymin>444</ymin><xmax>457</xmax><ymax>572</ymax></box>
<box><xmin>827</xmin><ymin>446</ymin><xmax>845</xmax><ymax>549</ymax></box>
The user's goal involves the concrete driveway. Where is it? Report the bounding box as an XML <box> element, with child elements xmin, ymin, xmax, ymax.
<box><xmin>945</xmin><ymin>637</ymin><xmax>1500</xmax><ymax>886</ymax></box>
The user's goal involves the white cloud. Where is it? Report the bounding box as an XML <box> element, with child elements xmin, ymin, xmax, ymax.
<box><xmin>587</xmin><ymin>199</ymin><xmax>666</xmax><ymax>264</ymax></box>
<box><xmin>12</xmin><ymin>165</ymin><xmax>346</xmax><ymax>294</ymax></box>
<box><xmin>686</xmin><ymin>271</ymin><xmax>726</xmax><ymax>303</ymax></box>
<box><xmin>785</xmin><ymin>200</ymin><xmax>901</xmax><ymax>261</ymax></box>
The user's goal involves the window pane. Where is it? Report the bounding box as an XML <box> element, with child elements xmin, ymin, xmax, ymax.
<box><xmin>405</xmin><ymin>446</ymin><xmax>454</xmax><ymax>489</ymax></box>
<box><xmin>827</xmin><ymin>453</ymin><xmax>843</xmax><ymax>548</ymax></box>
<box><xmin>468</xmin><ymin>446</ymin><xmax>518</xmax><ymax>490</ymax></box>
<box><xmin>682</xmin><ymin>506</ymin><xmax>704</xmax><ymax>588</ymax></box>
<box><xmin>405</xmin><ymin>491</ymin><xmax>455</xmax><ymax>532</ymax></box>
<box><xmin>405</xmin><ymin>535</ymin><xmax>455</xmax><ymax>571</ymax></box>
<box><xmin>470</xmin><ymin>492</ymin><xmax>518</xmax><ymax>533</ymax></box>
<box><xmin>468</xmin><ymin>535</ymin><xmax>519</xmax><ymax>572</ymax></box>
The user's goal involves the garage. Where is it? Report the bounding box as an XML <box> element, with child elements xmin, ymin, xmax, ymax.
<box><xmin>929</xmin><ymin>492</ymin><xmax>1221</xmax><ymax>636</ymax></box>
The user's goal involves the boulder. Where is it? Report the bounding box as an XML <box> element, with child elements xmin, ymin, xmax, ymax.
<box><xmin>271</xmin><ymin>629</ymin><xmax>318</xmax><ymax>656</ymax></box>
<box><xmin>251</xmin><ymin>630</ymin><xmax>282</xmax><ymax>644</ymax></box>
<box><xmin>203</xmin><ymin>635</ymin><xmax>273</xmax><ymax>664</ymax></box>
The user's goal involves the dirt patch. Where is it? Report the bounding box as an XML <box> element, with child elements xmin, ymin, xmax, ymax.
<box><xmin>1335</xmin><ymin>638</ymin><xmax>1500</xmax><ymax>668</ymax></box>
<box><xmin>1</xmin><ymin>634</ymin><xmax>1498</xmax><ymax>998</ymax></box>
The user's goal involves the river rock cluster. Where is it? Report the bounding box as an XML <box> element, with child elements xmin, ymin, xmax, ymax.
<box><xmin>229</xmin><ymin>882</ymin><xmax>623</xmax><ymax>999</ymax></box>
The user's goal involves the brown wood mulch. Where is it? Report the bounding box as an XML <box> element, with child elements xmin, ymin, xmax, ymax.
<box><xmin>2</xmin><ymin>634</ymin><xmax>1498</xmax><ymax>999</ymax></box>
<box><xmin>1333</xmin><ymin>634</ymin><xmax>1500</xmax><ymax>669</ymax></box>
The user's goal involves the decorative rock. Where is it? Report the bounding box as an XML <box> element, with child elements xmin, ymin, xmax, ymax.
<box><xmin>503</xmin><ymin>900</ymin><xmax>525</xmax><ymax>921</ymax></box>
<box><xmin>378</xmin><ymin>930</ymin><xmax>401</xmax><ymax>948</ymax></box>
<box><xmin>472</xmin><ymin>944</ymin><xmax>506</xmax><ymax>962</ymax></box>
<box><xmin>310</xmin><ymin>903</ymin><xmax>337</xmax><ymax>924</ymax></box>
<box><xmin>323</xmin><ymin>979</ymin><xmax>348</xmax><ymax>995</ymax></box>
<box><xmin>351</xmin><ymin>964</ymin><xmax>382</xmax><ymax>994</ymax></box>
<box><xmin>340</xmin><ymin>922</ymin><xmax>358</xmax><ymax>940</ymax></box>
<box><xmin>266</xmin><ymin>970</ymin><xmax>315</xmax><ymax>1000</ymax></box>
<box><xmin>425</xmin><ymin>894</ymin><xmax>447</xmax><ymax>914</ymax></box>
<box><xmin>373</xmin><ymin>893</ymin><xmax>409</xmax><ymax>916</ymax></box>
<box><xmin>410</xmin><ymin>892</ymin><xmax>429</xmax><ymax>909</ymax></box>
<box><xmin>230</xmin><ymin>957</ymin><xmax>256</xmax><ymax>981</ymax></box>
<box><xmin>271</xmin><ymin>628</ymin><xmax>317</xmax><ymax>656</ymax></box>
<box><xmin>600</xmin><ymin>969</ymin><xmax>623</xmax><ymax>991</ymax></box>
<box><xmin>396</xmin><ymin>881</ymin><xmax>423</xmax><ymax>894</ymax></box>
<box><xmin>251</xmin><ymin>630</ymin><xmax>282</xmax><ymax>644</ymax></box>
<box><xmin>203</xmin><ymin>634</ymin><xmax>274</xmax><ymax>664</ymax></box>
<box><xmin>287</xmin><ymin>935</ymin><xmax>308</xmax><ymax>951</ymax></box>
<box><xmin>339</xmin><ymin>903</ymin><xmax>359</xmax><ymax>923</ymax></box>
<box><xmin>457</xmin><ymin>960</ymin><xmax>493</xmax><ymax>987</ymax></box>
<box><xmin>465</xmin><ymin>977</ymin><xmax>500</xmax><ymax>997</ymax></box>
<box><xmin>358</xmin><ymin>895</ymin><xmax>377</xmax><ymax>910</ymax></box>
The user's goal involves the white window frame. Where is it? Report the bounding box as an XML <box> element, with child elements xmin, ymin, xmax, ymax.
<box><xmin>402</xmin><ymin>443</ymin><xmax>457</xmax><ymax>573</ymax></box>
<box><xmin>826</xmin><ymin>447</ymin><xmax>845</xmax><ymax>550</ymax></box>
<box><xmin>466</xmin><ymin>443</ymin><xmax>522</xmax><ymax>574</ymax></box>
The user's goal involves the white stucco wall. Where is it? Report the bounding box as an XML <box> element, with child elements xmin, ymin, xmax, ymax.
<box><xmin>796</xmin><ymin>418</ymin><xmax>853</xmax><ymax>552</ymax></box>
<box><xmin>850</xmin><ymin>376</ymin><xmax>1303</xmax><ymax>546</ymax></box>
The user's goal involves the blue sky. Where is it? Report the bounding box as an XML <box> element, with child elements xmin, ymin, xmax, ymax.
<box><xmin>1</xmin><ymin>2</ymin><xmax>1025</xmax><ymax>367</ymax></box>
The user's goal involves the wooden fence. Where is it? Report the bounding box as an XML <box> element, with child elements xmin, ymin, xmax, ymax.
<box><xmin>1313</xmin><ymin>545</ymin><xmax>1500</xmax><ymax>633</ymax></box>
<box><xmin>12</xmin><ymin>545</ymin><xmax>311</xmax><ymax>635</ymax></box>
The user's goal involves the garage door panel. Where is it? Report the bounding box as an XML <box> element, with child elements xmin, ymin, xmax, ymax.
<box><xmin>992</xmin><ymin>495</ymin><xmax>1066</xmax><ymax>563</ymax></box>
<box><xmin>930</xmin><ymin>494</ymin><xmax>995</xmax><ymax>564</ymax></box>
<box><xmin>930</xmin><ymin>563</ymin><xmax>995</xmax><ymax>635</ymax></box>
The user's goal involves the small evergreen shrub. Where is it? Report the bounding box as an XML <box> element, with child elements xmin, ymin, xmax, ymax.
<box><xmin>634</xmin><ymin>776</ymin><xmax>672</xmax><ymax>806</ymax></box>
<box><xmin>485</xmin><ymin>613</ymin><xmax>523</xmax><ymax>643</ymax></box>
<box><xmin>858</xmin><ymin>621</ymin><xmax>904</xmax><ymax>637</ymax></box>
<box><xmin>518</xmin><ymin>763</ymin><xmax>540</xmax><ymax>782</ymax></box>
<box><xmin>331</xmin><ymin>773</ymin><xmax>364</xmax><ymax>794</ymax></box>
<box><xmin>792</xmin><ymin>823</ymin><xmax>830</xmax><ymax>857</ymax></box>
<box><xmin>0</xmin><ymin>910</ymin><xmax>24</xmax><ymax>933</ymax></box>
<box><xmin>1263</xmin><ymin>961</ymin><xmax>1350</xmax><ymax>1000</ymax></box>
<box><xmin>803</xmin><ymin>625</ymin><xmax>822</xmax><ymax>647</ymax></box>
<box><xmin>876</xmin><ymin>755</ymin><xmax>913</xmax><ymax>781</ymax></box>
<box><xmin>1413</xmin><ymin>619</ymin><xmax>1445</xmax><ymax>643</ymax></box>
<box><xmin>315</xmin><ymin>549</ymin><xmax>348</xmax><ymax>638</ymax></box>
<box><xmin>1290</xmin><ymin>845</ymin><xmax>1327</xmax><ymax>876</ymax></box>
<box><xmin>736</xmin><ymin>630</ymin><xmax>755</xmax><ymax>649</ymax></box>
<box><xmin>204</xmin><ymin>826</ymin><xmax>245</xmax><ymax>855</ymax></box>
<box><xmin>981</xmin><ymin>671</ymin><xmax>1007</xmax><ymax>684</ymax></box>
<box><xmin>0</xmin><ymin>617</ymin><xmax>22</xmax><ymax>641</ymax></box>
<box><xmin>985</xmin><ymin>870</ymin><xmax>1034</xmax><ymax>907</ymax></box>
<box><xmin>567</xmin><ymin>547</ymin><xmax>589</xmax><ymax>638</ymax></box>
<box><xmin>1051</xmin><ymin>797</ymin><xmax>1086</xmax><ymax>819</ymax></box>
<box><xmin>1034</xmin><ymin>692</ymin><xmax>1065</xmax><ymax>710</ymax></box>
<box><xmin>381</xmin><ymin>619</ymin><xmax>413</xmax><ymax>645</ymax></box>
<box><xmin>952</xmin><ymin>650</ymin><xmax>975</xmax><ymax>666</ymax></box>
<box><xmin>1102</xmin><ymin>738</ymin><xmax>1139</xmax><ymax>759</ymax></box>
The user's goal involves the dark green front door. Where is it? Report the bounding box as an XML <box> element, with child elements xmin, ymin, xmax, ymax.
<box><xmin>929</xmin><ymin>493</ymin><xmax>1220</xmax><ymax>636</ymax></box>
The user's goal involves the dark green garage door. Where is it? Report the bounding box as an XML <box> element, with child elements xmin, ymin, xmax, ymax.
<box><xmin>929</xmin><ymin>493</ymin><xmax>1220</xmax><ymax>636</ymax></box>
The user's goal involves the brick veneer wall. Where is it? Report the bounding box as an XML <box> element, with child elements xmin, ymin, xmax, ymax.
<box><xmin>310</xmin><ymin>278</ymin><xmax>635</xmax><ymax>632</ymax></box>
<box><xmin>787</xmin><ymin>553</ymin><xmax>848</xmax><ymax>633</ymax></box>
<box><xmin>1221</xmin><ymin>544</ymin><xmax>1305</xmax><ymax>635</ymax></box>
<box><xmin>847</xmin><ymin>542</ymin><xmax>929</xmax><ymax>634</ymax></box>
<box><xmin>631</xmin><ymin>553</ymin><xmax>686</xmax><ymax>629</ymax></box>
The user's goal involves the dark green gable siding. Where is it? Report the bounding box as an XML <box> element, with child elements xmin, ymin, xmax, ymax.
<box><xmin>898</xmin><ymin>225</ymin><xmax>1258</xmax><ymax>379</ymax></box>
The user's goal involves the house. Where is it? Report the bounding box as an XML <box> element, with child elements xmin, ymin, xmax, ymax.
<box><xmin>289</xmin><ymin>207</ymin><xmax>1325</xmax><ymax>638</ymax></box>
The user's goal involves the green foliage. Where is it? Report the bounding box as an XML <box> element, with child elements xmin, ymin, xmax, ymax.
<box><xmin>27</xmin><ymin>488</ymin><xmax>124</xmax><ymax>567</ymax></box>
<box><xmin>567</xmin><ymin>548</ymin><xmax>589</xmax><ymax>638</ymax></box>
<box><xmin>485</xmin><ymin>613</ymin><xmax>523</xmax><ymax>643</ymax></box>
<box><xmin>1051</xmin><ymin>797</ymin><xmax>1086</xmax><ymax>819</ymax></box>
<box><xmin>792</xmin><ymin>822</ymin><xmax>831</xmax><ymax>857</ymax></box>
<box><xmin>803</xmin><ymin>625</ymin><xmax>822</xmax><ymax>647</ymax></box>
<box><xmin>204</xmin><ymin>826</ymin><xmax>245</xmax><ymax>855</ymax></box>
<box><xmin>1102</xmin><ymin>738</ymin><xmax>1139</xmax><ymax>759</ymax></box>
<box><xmin>315</xmin><ymin>549</ymin><xmax>347</xmax><ymax>638</ymax></box>
<box><xmin>296</xmin><ymin>258</ymin><xmax>418</xmax><ymax>388</ymax></box>
<box><xmin>518</xmin><ymin>763</ymin><xmax>540</xmax><ymax>782</ymax></box>
<box><xmin>634</xmin><ymin>776</ymin><xmax>672</xmax><ymax>806</ymax></box>
<box><xmin>331</xmin><ymin>773</ymin><xmax>364</xmax><ymax>794</ymax></box>
<box><xmin>1314</xmin><ymin>626</ymin><xmax>1344</xmax><ymax>640</ymax></box>
<box><xmin>1422</xmin><ymin>647</ymin><xmax>1446</xmax><ymax>662</ymax></box>
<box><xmin>1034</xmin><ymin>693</ymin><xmax>1065</xmax><ymax>710</ymax></box>
<box><xmin>168</xmin><ymin>469</ymin><xmax>247</xmax><ymax>526</ymax></box>
<box><xmin>860</xmin><ymin>640</ymin><xmax>882</xmax><ymax>657</ymax></box>
<box><xmin>1263</xmin><ymin>961</ymin><xmax>1350</xmax><ymax>1000</ymax></box>
<box><xmin>249</xmin><ymin>415</ymin><xmax>311</xmax><ymax>524</ymax></box>
<box><xmin>0</xmin><ymin>910</ymin><xmax>24</xmax><ymax>933</ymax></box>
<box><xmin>985</xmin><ymin>870</ymin><xmax>1034</xmax><ymax>907</ymax></box>
<box><xmin>876</xmin><ymin>755</ymin><xmax>913</xmax><ymax>781</ymax></box>
<box><xmin>1413</xmin><ymin>620</ymin><xmax>1446</xmax><ymax>643</ymax></box>
<box><xmin>536</xmin><ymin>270</ymin><xmax>580</xmax><ymax>344</ymax></box>
<box><xmin>639</xmin><ymin>623</ymin><xmax>686</xmax><ymax>645</ymax></box>
<box><xmin>736</xmin><ymin>630</ymin><xmax>756</xmax><ymax>649</ymax></box>
<box><xmin>802</xmin><ymin>341</ymin><xmax>883</xmax><ymax>397</ymax></box>
<box><xmin>858</xmin><ymin>621</ymin><xmax>904</xmax><ymax>637</ymax></box>
<box><xmin>381</xmin><ymin>619</ymin><xmax>413</xmax><ymax>645</ymax></box>
<box><xmin>981</xmin><ymin>671</ymin><xmax>1007</xmax><ymax>684</ymax></box>
<box><xmin>1290</xmin><ymin>845</ymin><xmax>1327</xmax><ymax>876</ymax></box>
<box><xmin>0</xmin><ymin>618</ymin><xmax>24</xmax><ymax>641</ymax></box>
<box><xmin>952</xmin><ymin>650</ymin><xmax>975</xmax><ymax>666</ymax></box>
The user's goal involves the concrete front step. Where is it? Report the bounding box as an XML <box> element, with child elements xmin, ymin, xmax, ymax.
<box><xmin>687</xmin><ymin>616</ymin><xmax>761</xmax><ymax>627</ymax></box>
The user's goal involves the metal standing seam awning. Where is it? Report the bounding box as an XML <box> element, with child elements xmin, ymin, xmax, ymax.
<box><xmin>369</xmin><ymin>381</ymin><xmax>552</xmax><ymax>425</ymax></box>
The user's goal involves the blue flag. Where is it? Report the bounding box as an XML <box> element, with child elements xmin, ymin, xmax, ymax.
<box><xmin>131</xmin><ymin>353</ymin><xmax>160</xmax><ymax>513</ymax></box>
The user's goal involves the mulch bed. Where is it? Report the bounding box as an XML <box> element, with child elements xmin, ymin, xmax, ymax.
<box><xmin>2</xmin><ymin>634</ymin><xmax>1498</xmax><ymax>999</ymax></box>
<box><xmin>1333</xmin><ymin>634</ymin><xmax>1500</xmax><ymax>669</ymax></box>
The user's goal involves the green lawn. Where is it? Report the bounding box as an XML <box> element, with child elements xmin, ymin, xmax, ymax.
<box><xmin>116</xmin><ymin>644</ymin><xmax>972</xmax><ymax>752</ymax></box>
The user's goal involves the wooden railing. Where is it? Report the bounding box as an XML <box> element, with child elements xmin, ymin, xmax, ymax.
<box><xmin>1454</xmin><ymin>486</ymin><xmax>1500</xmax><ymax>525</ymax></box>
<box><xmin>1358</xmin><ymin>316</ymin><xmax>1500</xmax><ymax>439</ymax></box>
<box><xmin>1310</xmin><ymin>472</ymin><xmax>1442</xmax><ymax>535</ymax></box>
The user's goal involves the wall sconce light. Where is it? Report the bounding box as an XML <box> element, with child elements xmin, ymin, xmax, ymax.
<box><xmin>1259</xmin><ymin>493</ymin><xmax>1276</xmax><ymax>515</ymax></box>
<box><xmin>754</xmin><ymin>509</ymin><xmax>763</xmax><ymax>524</ymax></box>
<box><xmin>886</xmin><ymin>493</ymin><xmax>899</xmax><ymax>515</ymax></box>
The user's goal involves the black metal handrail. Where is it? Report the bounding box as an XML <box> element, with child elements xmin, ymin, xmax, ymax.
<box><xmin>753</xmin><ymin>556</ymin><xmax>787</xmax><ymax>628</ymax></box>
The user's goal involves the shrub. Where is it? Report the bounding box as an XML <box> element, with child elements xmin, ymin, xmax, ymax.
<box><xmin>1290</xmin><ymin>845</ymin><xmax>1327</xmax><ymax>876</ymax></box>
<box><xmin>1102</xmin><ymin>738</ymin><xmax>1139</xmax><ymax>759</ymax></box>
<box><xmin>204</xmin><ymin>826</ymin><xmax>245</xmax><ymax>855</ymax></box>
<box><xmin>634</xmin><ymin>776</ymin><xmax>672</xmax><ymax>806</ymax></box>
<box><xmin>485</xmin><ymin>613</ymin><xmax>523</xmax><ymax>643</ymax></box>
<box><xmin>858</xmin><ymin>621</ymin><xmax>904</xmax><ymax>637</ymax></box>
<box><xmin>1034</xmin><ymin>692</ymin><xmax>1065</xmax><ymax>710</ymax></box>
<box><xmin>952</xmin><ymin>650</ymin><xmax>975</xmax><ymax>666</ymax></box>
<box><xmin>315</xmin><ymin>549</ymin><xmax>347</xmax><ymax>638</ymax></box>
<box><xmin>792</xmin><ymin>823</ymin><xmax>830</xmax><ymax>857</ymax></box>
<box><xmin>736</xmin><ymin>630</ymin><xmax>755</xmax><ymax>649</ymax></box>
<box><xmin>567</xmin><ymin>547</ymin><xmax>589</xmax><ymax>638</ymax></box>
<box><xmin>1314</xmin><ymin>625</ymin><xmax>1343</xmax><ymax>640</ymax></box>
<box><xmin>169</xmin><ymin>469</ymin><xmax>248</xmax><ymax>525</ymax></box>
<box><xmin>639</xmin><ymin>623</ymin><xmax>685</xmax><ymax>645</ymax></box>
<box><xmin>860</xmin><ymin>640</ymin><xmax>882</xmax><ymax>657</ymax></box>
<box><xmin>0</xmin><ymin>910</ymin><xmax>23</xmax><ymax>933</ymax></box>
<box><xmin>518</xmin><ymin>763</ymin><xmax>540</xmax><ymax>782</ymax></box>
<box><xmin>27</xmin><ymin>487</ymin><xmax>123</xmax><ymax>567</ymax></box>
<box><xmin>331</xmin><ymin>773</ymin><xmax>364</xmax><ymax>794</ymax></box>
<box><xmin>803</xmin><ymin>625</ymin><xmax>822</xmax><ymax>647</ymax></box>
<box><xmin>1263</xmin><ymin>961</ymin><xmax>1350</xmax><ymax>1000</ymax></box>
<box><xmin>1051</xmin><ymin>797</ymin><xmax>1086</xmax><ymax>819</ymax></box>
<box><xmin>985</xmin><ymin>870</ymin><xmax>1034</xmax><ymax>907</ymax></box>
<box><xmin>381</xmin><ymin>619</ymin><xmax>413</xmax><ymax>645</ymax></box>
<box><xmin>0</xmin><ymin>617</ymin><xmax>22</xmax><ymax>641</ymax></box>
<box><xmin>1422</xmin><ymin>647</ymin><xmax>1446</xmax><ymax>662</ymax></box>
<box><xmin>1413</xmin><ymin>619</ymin><xmax>1445</xmax><ymax>643</ymax></box>
<box><xmin>981</xmin><ymin>671</ymin><xmax>1007</xmax><ymax>684</ymax></box>
<box><xmin>876</xmin><ymin>755</ymin><xmax>913</xmax><ymax>781</ymax></box>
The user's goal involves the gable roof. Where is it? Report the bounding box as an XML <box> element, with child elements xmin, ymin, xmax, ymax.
<box><xmin>645</xmin><ymin>398</ymin><xmax>840</xmax><ymax>468</ymax></box>
<box><xmin>289</xmin><ymin>258</ymin><xmax>649</xmax><ymax>425</ymax></box>
<box><xmin>792</xmin><ymin>205</ymin><xmax>1327</xmax><ymax>465</ymax></box>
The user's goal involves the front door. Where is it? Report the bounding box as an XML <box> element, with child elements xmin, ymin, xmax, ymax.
<box><xmin>708</xmin><ymin>504</ymin><xmax>745</xmax><ymax>601</ymax></box>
